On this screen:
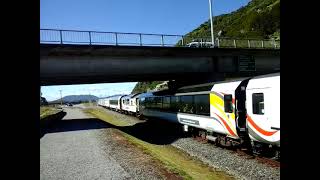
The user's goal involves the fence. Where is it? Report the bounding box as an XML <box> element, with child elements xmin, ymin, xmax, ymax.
<box><xmin>40</xmin><ymin>29</ymin><xmax>280</xmax><ymax>49</ymax></box>
<box><xmin>40</xmin><ymin>29</ymin><xmax>184</xmax><ymax>47</ymax></box>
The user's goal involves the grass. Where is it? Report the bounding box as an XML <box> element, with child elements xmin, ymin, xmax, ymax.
<box><xmin>40</xmin><ymin>106</ymin><xmax>61</xmax><ymax>119</ymax></box>
<box><xmin>85</xmin><ymin>108</ymin><xmax>235</xmax><ymax>180</ymax></box>
<box><xmin>84</xmin><ymin>108</ymin><xmax>130</xmax><ymax>126</ymax></box>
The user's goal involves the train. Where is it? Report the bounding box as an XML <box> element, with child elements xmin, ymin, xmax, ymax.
<box><xmin>97</xmin><ymin>73</ymin><xmax>280</xmax><ymax>158</ymax></box>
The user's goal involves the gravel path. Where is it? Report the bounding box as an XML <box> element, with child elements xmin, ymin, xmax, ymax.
<box><xmin>95</xmin><ymin>106</ymin><xmax>280</xmax><ymax>180</ymax></box>
<box><xmin>40</xmin><ymin>107</ymin><xmax>179</xmax><ymax>180</ymax></box>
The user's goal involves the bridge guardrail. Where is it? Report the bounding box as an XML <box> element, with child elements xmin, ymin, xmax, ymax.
<box><xmin>40</xmin><ymin>29</ymin><xmax>280</xmax><ymax>49</ymax></box>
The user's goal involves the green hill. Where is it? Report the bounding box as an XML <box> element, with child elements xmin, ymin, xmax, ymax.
<box><xmin>131</xmin><ymin>0</ymin><xmax>280</xmax><ymax>93</ymax></box>
<box><xmin>182</xmin><ymin>0</ymin><xmax>280</xmax><ymax>43</ymax></box>
<box><xmin>131</xmin><ymin>81</ymin><xmax>164</xmax><ymax>94</ymax></box>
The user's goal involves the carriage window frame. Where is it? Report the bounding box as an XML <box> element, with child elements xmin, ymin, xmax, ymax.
<box><xmin>162</xmin><ymin>96</ymin><xmax>170</xmax><ymax>109</ymax></box>
<box><xmin>194</xmin><ymin>94</ymin><xmax>210</xmax><ymax>116</ymax></box>
<box><xmin>224</xmin><ymin>94</ymin><xmax>233</xmax><ymax>113</ymax></box>
<box><xmin>252</xmin><ymin>93</ymin><xmax>264</xmax><ymax>115</ymax></box>
<box><xmin>180</xmin><ymin>95</ymin><xmax>195</xmax><ymax>114</ymax></box>
<box><xmin>170</xmin><ymin>96</ymin><xmax>180</xmax><ymax>112</ymax></box>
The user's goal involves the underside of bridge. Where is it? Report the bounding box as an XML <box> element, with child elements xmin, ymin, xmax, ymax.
<box><xmin>40</xmin><ymin>44</ymin><xmax>280</xmax><ymax>86</ymax></box>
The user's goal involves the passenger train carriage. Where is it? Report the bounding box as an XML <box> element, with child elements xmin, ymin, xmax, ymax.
<box><xmin>138</xmin><ymin>73</ymin><xmax>280</xmax><ymax>156</ymax></box>
<box><xmin>121</xmin><ymin>93</ymin><xmax>141</xmax><ymax>115</ymax></box>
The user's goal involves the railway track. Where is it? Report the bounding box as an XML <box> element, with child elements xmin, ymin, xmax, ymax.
<box><xmin>191</xmin><ymin>135</ymin><xmax>280</xmax><ymax>168</ymax></box>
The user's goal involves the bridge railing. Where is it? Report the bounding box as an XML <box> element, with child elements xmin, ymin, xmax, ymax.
<box><xmin>40</xmin><ymin>29</ymin><xmax>280</xmax><ymax>49</ymax></box>
<box><xmin>184</xmin><ymin>37</ymin><xmax>280</xmax><ymax>49</ymax></box>
<box><xmin>40</xmin><ymin>29</ymin><xmax>184</xmax><ymax>47</ymax></box>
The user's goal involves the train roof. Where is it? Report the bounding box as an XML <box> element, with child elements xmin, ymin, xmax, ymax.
<box><xmin>250</xmin><ymin>72</ymin><xmax>280</xmax><ymax>80</ymax></box>
<box><xmin>131</xmin><ymin>93</ymin><xmax>142</xmax><ymax>98</ymax></box>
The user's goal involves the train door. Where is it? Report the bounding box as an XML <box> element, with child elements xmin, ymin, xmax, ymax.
<box><xmin>246</xmin><ymin>87</ymin><xmax>270</xmax><ymax>141</ymax></box>
<box><xmin>234</xmin><ymin>79</ymin><xmax>250</xmax><ymax>138</ymax></box>
<box><xmin>136</xmin><ymin>98</ymin><xmax>140</xmax><ymax>112</ymax></box>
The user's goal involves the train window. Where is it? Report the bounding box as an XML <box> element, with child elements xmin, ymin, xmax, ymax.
<box><xmin>149</xmin><ymin>97</ymin><xmax>155</xmax><ymax>108</ymax></box>
<box><xmin>194</xmin><ymin>94</ymin><xmax>210</xmax><ymax>116</ymax></box>
<box><xmin>170</xmin><ymin>96</ymin><xmax>180</xmax><ymax>112</ymax></box>
<box><xmin>145</xmin><ymin>97</ymin><xmax>151</xmax><ymax>108</ymax></box>
<box><xmin>180</xmin><ymin>96</ymin><xmax>195</xmax><ymax>114</ymax></box>
<box><xmin>163</xmin><ymin>96</ymin><xmax>170</xmax><ymax>109</ymax></box>
<box><xmin>110</xmin><ymin>100</ymin><xmax>118</xmax><ymax>105</ymax></box>
<box><xmin>154</xmin><ymin>97</ymin><xmax>162</xmax><ymax>109</ymax></box>
<box><xmin>224</xmin><ymin>95</ymin><xmax>233</xmax><ymax>113</ymax></box>
<box><xmin>252</xmin><ymin>93</ymin><xmax>264</xmax><ymax>115</ymax></box>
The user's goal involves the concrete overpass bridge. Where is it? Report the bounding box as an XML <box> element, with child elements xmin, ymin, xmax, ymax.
<box><xmin>40</xmin><ymin>29</ymin><xmax>280</xmax><ymax>86</ymax></box>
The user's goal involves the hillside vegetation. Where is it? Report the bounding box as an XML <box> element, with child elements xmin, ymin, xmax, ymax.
<box><xmin>183</xmin><ymin>0</ymin><xmax>280</xmax><ymax>42</ymax></box>
<box><xmin>131</xmin><ymin>0</ymin><xmax>280</xmax><ymax>94</ymax></box>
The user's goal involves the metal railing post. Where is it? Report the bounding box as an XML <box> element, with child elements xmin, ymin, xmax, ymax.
<box><xmin>261</xmin><ymin>40</ymin><xmax>264</xmax><ymax>48</ymax></box>
<box><xmin>233</xmin><ymin>39</ymin><xmax>236</xmax><ymax>48</ymax></box>
<box><xmin>115</xmin><ymin>33</ymin><xmax>118</xmax><ymax>45</ymax></box>
<box><xmin>60</xmin><ymin>30</ymin><xmax>63</xmax><ymax>44</ymax></box>
<box><xmin>161</xmin><ymin>35</ymin><xmax>164</xmax><ymax>46</ymax></box>
<box><xmin>89</xmin><ymin>31</ymin><xmax>92</xmax><ymax>45</ymax></box>
<box><xmin>139</xmin><ymin>34</ymin><xmax>142</xmax><ymax>46</ymax></box>
<box><xmin>181</xmin><ymin>36</ymin><xmax>184</xmax><ymax>46</ymax></box>
<box><xmin>248</xmin><ymin>40</ymin><xmax>250</xmax><ymax>48</ymax></box>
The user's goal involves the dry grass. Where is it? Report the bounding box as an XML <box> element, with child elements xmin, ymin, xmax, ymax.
<box><xmin>40</xmin><ymin>106</ymin><xmax>60</xmax><ymax>119</ymax></box>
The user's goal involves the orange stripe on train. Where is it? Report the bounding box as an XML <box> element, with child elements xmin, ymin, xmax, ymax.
<box><xmin>214</xmin><ymin>113</ymin><xmax>237</xmax><ymax>137</ymax></box>
<box><xmin>247</xmin><ymin>115</ymin><xmax>278</xmax><ymax>136</ymax></box>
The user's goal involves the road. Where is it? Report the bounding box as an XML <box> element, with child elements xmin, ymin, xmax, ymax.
<box><xmin>40</xmin><ymin>106</ymin><xmax>176</xmax><ymax>180</ymax></box>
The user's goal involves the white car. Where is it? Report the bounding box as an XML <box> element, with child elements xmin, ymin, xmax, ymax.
<box><xmin>186</xmin><ymin>41</ymin><xmax>213</xmax><ymax>48</ymax></box>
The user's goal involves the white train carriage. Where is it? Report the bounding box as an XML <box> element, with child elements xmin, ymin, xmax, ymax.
<box><xmin>97</xmin><ymin>99</ymin><xmax>103</xmax><ymax>106</ymax></box>
<box><xmin>245</xmin><ymin>73</ymin><xmax>280</xmax><ymax>147</ymax></box>
<box><xmin>103</xmin><ymin>97</ymin><xmax>110</xmax><ymax>108</ymax></box>
<box><xmin>121</xmin><ymin>93</ymin><xmax>141</xmax><ymax>114</ymax></box>
<box><xmin>139</xmin><ymin>73</ymin><xmax>280</xmax><ymax>155</ymax></box>
<box><xmin>109</xmin><ymin>95</ymin><xmax>126</xmax><ymax>111</ymax></box>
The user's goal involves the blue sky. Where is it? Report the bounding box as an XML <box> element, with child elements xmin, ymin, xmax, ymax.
<box><xmin>41</xmin><ymin>0</ymin><xmax>250</xmax><ymax>101</ymax></box>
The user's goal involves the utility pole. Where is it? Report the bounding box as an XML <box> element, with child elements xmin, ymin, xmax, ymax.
<box><xmin>59</xmin><ymin>90</ymin><xmax>63</xmax><ymax>106</ymax></box>
<box><xmin>208</xmin><ymin>0</ymin><xmax>215</xmax><ymax>47</ymax></box>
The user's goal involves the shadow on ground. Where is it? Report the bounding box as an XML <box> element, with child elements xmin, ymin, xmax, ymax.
<box><xmin>117</xmin><ymin>119</ymin><xmax>185</xmax><ymax>145</ymax></box>
<box><xmin>41</xmin><ymin>113</ymin><xmax>184</xmax><ymax>145</ymax></box>
<box><xmin>40</xmin><ymin>112</ymin><xmax>109</xmax><ymax>138</ymax></box>
<box><xmin>40</xmin><ymin>111</ymin><xmax>66</xmax><ymax>138</ymax></box>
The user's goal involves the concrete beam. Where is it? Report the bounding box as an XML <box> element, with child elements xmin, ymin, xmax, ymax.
<box><xmin>40</xmin><ymin>44</ymin><xmax>280</xmax><ymax>86</ymax></box>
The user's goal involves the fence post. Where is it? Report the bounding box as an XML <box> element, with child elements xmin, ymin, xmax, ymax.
<box><xmin>261</xmin><ymin>40</ymin><xmax>264</xmax><ymax>48</ymax></box>
<box><xmin>233</xmin><ymin>39</ymin><xmax>236</xmax><ymax>48</ymax></box>
<box><xmin>60</xmin><ymin>30</ymin><xmax>63</xmax><ymax>44</ymax></box>
<box><xmin>181</xmin><ymin>36</ymin><xmax>184</xmax><ymax>46</ymax></box>
<box><xmin>217</xmin><ymin>38</ymin><xmax>220</xmax><ymax>48</ymax></box>
<box><xmin>89</xmin><ymin>31</ymin><xmax>92</xmax><ymax>45</ymax></box>
<box><xmin>161</xmin><ymin>35</ymin><xmax>164</xmax><ymax>46</ymax></box>
<box><xmin>139</xmin><ymin>34</ymin><xmax>142</xmax><ymax>46</ymax></box>
<box><xmin>248</xmin><ymin>40</ymin><xmax>250</xmax><ymax>48</ymax></box>
<box><xmin>274</xmin><ymin>39</ymin><xmax>277</xmax><ymax>48</ymax></box>
<box><xmin>115</xmin><ymin>33</ymin><xmax>118</xmax><ymax>46</ymax></box>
